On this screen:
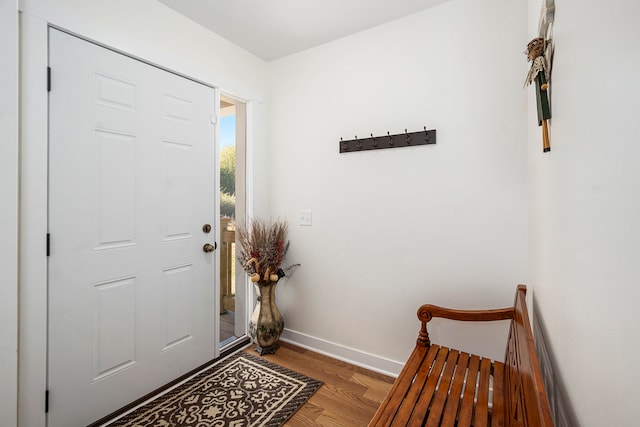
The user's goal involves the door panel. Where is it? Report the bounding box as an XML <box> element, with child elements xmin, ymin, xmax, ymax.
<box><xmin>93</xmin><ymin>129</ymin><xmax>137</xmax><ymax>249</ymax></box>
<box><xmin>163</xmin><ymin>264</ymin><xmax>195</xmax><ymax>350</ymax></box>
<box><xmin>48</xmin><ymin>29</ymin><xmax>218</xmax><ymax>426</ymax></box>
<box><xmin>91</xmin><ymin>276</ymin><xmax>137</xmax><ymax>381</ymax></box>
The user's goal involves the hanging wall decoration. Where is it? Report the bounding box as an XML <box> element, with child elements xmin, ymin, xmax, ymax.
<box><xmin>525</xmin><ymin>0</ymin><xmax>555</xmax><ymax>153</ymax></box>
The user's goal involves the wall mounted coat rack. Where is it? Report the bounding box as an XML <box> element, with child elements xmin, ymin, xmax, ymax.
<box><xmin>339</xmin><ymin>127</ymin><xmax>436</xmax><ymax>153</ymax></box>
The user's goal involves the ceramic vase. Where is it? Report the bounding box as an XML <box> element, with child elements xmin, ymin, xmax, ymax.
<box><xmin>249</xmin><ymin>281</ymin><xmax>284</xmax><ymax>355</ymax></box>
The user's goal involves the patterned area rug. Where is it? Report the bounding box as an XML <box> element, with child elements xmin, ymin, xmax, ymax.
<box><xmin>110</xmin><ymin>352</ymin><xmax>322</xmax><ymax>427</ymax></box>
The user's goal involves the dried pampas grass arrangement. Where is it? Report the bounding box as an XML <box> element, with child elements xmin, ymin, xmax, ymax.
<box><xmin>235</xmin><ymin>218</ymin><xmax>299</xmax><ymax>284</ymax></box>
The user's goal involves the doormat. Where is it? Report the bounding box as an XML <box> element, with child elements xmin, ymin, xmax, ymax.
<box><xmin>109</xmin><ymin>352</ymin><xmax>323</xmax><ymax>427</ymax></box>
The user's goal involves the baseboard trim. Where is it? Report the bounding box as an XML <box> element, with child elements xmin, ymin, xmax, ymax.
<box><xmin>280</xmin><ymin>328</ymin><xmax>404</xmax><ymax>378</ymax></box>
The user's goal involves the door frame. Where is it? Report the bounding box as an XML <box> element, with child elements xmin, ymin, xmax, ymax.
<box><xmin>218</xmin><ymin>94</ymin><xmax>251</xmax><ymax>346</ymax></box>
<box><xmin>18</xmin><ymin>18</ymin><xmax>254</xmax><ymax>426</ymax></box>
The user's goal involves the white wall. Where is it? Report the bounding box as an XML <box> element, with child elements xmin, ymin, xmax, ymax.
<box><xmin>268</xmin><ymin>0</ymin><xmax>528</xmax><ymax>370</ymax></box>
<box><xmin>528</xmin><ymin>0</ymin><xmax>640</xmax><ymax>425</ymax></box>
<box><xmin>18</xmin><ymin>1</ymin><xmax>269</xmax><ymax>425</ymax></box>
<box><xmin>0</xmin><ymin>0</ymin><xmax>19</xmax><ymax>425</ymax></box>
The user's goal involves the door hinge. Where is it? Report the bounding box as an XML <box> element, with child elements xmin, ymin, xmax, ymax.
<box><xmin>45</xmin><ymin>389</ymin><xmax>49</xmax><ymax>413</ymax></box>
<box><xmin>47</xmin><ymin>67</ymin><xmax>52</xmax><ymax>92</ymax></box>
<box><xmin>46</xmin><ymin>233</ymin><xmax>50</xmax><ymax>257</ymax></box>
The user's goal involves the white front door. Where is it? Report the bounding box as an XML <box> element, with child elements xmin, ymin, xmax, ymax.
<box><xmin>48</xmin><ymin>29</ymin><xmax>218</xmax><ymax>426</ymax></box>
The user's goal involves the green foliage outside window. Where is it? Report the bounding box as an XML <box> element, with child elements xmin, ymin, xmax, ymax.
<box><xmin>220</xmin><ymin>145</ymin><xmax>236</xmax><ymax>218</ymax></box>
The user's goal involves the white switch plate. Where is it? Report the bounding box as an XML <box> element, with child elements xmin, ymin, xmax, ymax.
<box><xmin>298</xmin><ymin>210</ymin><xmax>312</xmax><ymax>226</ymax></box>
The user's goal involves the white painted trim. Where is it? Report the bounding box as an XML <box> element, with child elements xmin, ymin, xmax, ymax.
<box><xmin>244</xmin><ymin>101</ymin><xmax>255</xmax><ymax>334</ymax></box>
<box><xmin>280</xmin><ymin>328</ymin><xmax>403</xmax><ymax>378</ymax></box>
<box><xmin>244</xmin><ymin>101</ymin><xmax>254</xmax><ymax>219</ymax></box>
<box><xmin>18</xmin><ymin>13</ymin><xmax>49</xmax><ymax>427</ymax></box>
<box><xmin>213</xmin><ymin>86</ymin><xmax>222</xmax><ymax>358</ymax></box>
<box><xmin>226</xmin><ymin>96</ymin><xmax>249</xmax><ymax>339</ymax></box>
<box><xmin>0</xmin><ymin>1</ymin><xmax>19</xmax><ymax>425</ymax></box>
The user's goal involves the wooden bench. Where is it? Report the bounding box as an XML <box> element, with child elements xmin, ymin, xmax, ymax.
<box><xmin>369</xmin><ymin>285</ymin><xmax>553</xmax><ymax>426</ymax></box>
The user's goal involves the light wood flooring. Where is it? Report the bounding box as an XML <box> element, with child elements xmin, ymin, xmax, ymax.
<box><xmin>244</xmin><ymin>342</ymin><xmax>395</xmax><ymax>426</ymax></box>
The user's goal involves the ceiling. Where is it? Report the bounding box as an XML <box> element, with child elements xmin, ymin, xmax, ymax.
<box><xmin>157</xmin><ymin>0</ymin><xmax>451</xmax><ymax>61</ymax></box>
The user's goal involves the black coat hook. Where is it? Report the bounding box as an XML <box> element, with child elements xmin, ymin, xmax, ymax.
<box><xmin>355</xmin><ymin>135</ymin><xmax>362</xmax><ymax>150</ymax></box>
<box><xmin>371</xmin><ymin>133</ymin><xmax>377</xmax><ymax>147</ymax></box>
<box><xmin>387</xmin><ymin>131</ymin><xmax>394</xmax><ymax>146</ymax></box>
<box><xmin>405</xmin><ymin>129</ymin><xmax>411</xmax><ymax>144</ymax></box>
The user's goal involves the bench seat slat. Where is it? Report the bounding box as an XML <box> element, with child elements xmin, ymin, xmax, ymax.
<box><xmin>371</xmin><ymin>345</ymin><xmax>430</xmax><ymax>426</ymax></box>
<box><xmin>457</xmin><ymin>354</ymin><xmax>480</xmax><ymax>427</ymax></box>
<box><xmin>404</xmin><ymin>346</ymin><xmax>450</xmax><ymax>425</ymax></box>
<box><xmin>390</xmin><ymin>345</ymin><xmax>441</xmax><ymax>425</ymax></box>
<box><xmin>474</xmin><ymin>357</ymin><xmax>493</xmax><ymax>427</ymax></box>
<box><xmin>439</xmin><ymin>351</ymin><xmax>470</xmax><ymax>427</ymax></box>
<box><xmin>424</xmin><ymin>348</ymin><xmax>460</xmax><ymax>427</ymax></box>
<box><xmin>492</xmin><ymin>362</ymin><xmax>506</xmax><ymax>427</ymax></box>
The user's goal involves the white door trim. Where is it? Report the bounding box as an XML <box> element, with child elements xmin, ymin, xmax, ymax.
<box><xmin>19</xmin><ymin>14</ymin><xmax>49</xmax><ymax>427</ymax></box>
<box><xmin>50</xmin><ymin>25</ymin><xmax>218</xmax><ymax>91</ymax></box>
<box><xmin>0</xmin><ymin>1</ymin><xmax>19</xmax><ymax>425</ymax></box>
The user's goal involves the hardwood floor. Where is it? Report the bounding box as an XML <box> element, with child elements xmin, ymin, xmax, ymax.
<box><xmin>244</xmin><ymin>342</ymin><xmax>395</xmax><ymax>426</ymax></box>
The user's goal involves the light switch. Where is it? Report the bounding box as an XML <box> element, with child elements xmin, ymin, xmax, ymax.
<box><xmin>298</xmin><ymin>210</ymin><xmax>312</xmax><ymax>226</ymax></box>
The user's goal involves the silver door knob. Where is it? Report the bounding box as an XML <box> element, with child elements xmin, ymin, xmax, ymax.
<box><xmin>203</xmin><ymin>243</ymin><xmax>216</xmax><ymax>253</ymax></box>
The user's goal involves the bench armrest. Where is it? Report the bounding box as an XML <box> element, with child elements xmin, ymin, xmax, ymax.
<box><xmin>416</xmin><ymin>304</ymin><xmax>514</xmax><ymax>347</ymax></box>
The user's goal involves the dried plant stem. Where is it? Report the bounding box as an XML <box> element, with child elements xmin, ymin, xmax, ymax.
<box><xmin>235</xmin><ymin>218</ymin><xmax>291</xmax><ymax>284</ymax></box>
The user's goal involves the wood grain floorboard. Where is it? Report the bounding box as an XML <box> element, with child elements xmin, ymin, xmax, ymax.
<box><xmin>244</xmin><ymin>342</ymin><xmax>395</xmax><ymax>426</ymax></box>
